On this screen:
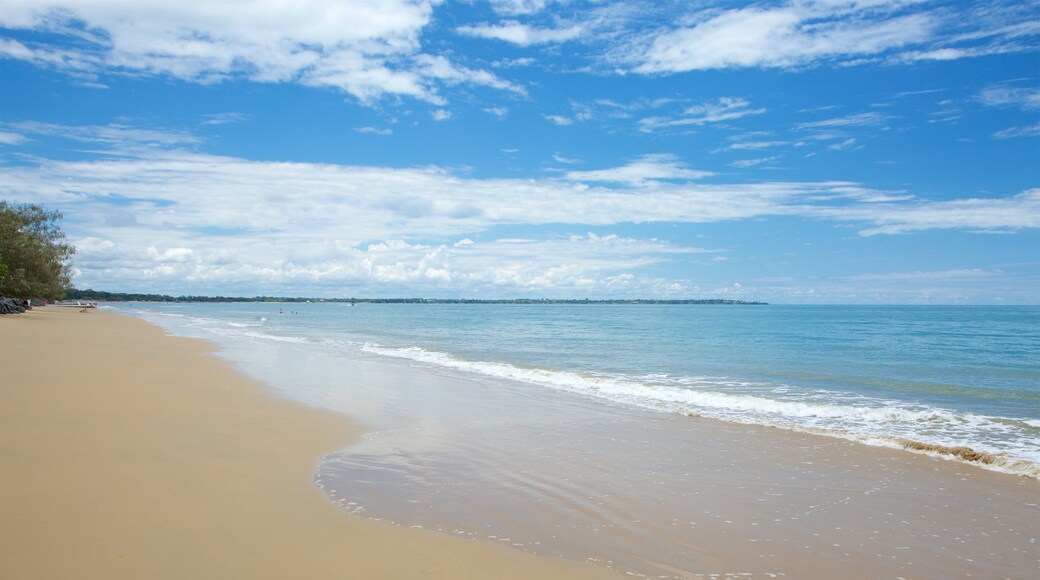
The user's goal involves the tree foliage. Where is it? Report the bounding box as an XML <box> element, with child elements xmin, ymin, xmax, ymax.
<box><xmin>0</xmin><ymin>201</ymin><xmax>76</xmax><ymax>300</ymax></box>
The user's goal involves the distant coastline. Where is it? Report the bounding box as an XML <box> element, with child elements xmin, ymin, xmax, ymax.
<box><xmin>64</xmin><ymin>289</ymin><xmax>766</xmax><ymax>306</ymax></box>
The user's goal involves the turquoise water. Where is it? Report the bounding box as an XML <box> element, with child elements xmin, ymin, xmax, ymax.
<box><xmin>117</xmin><ymin>302</ymin><xmax>1040</xmax><ymax>474</ymax></box>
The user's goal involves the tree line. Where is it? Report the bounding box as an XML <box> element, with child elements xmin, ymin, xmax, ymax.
<box><xmin>0</xmin><ymin>201</ymin><xmax>75</xmax><ymax>301</ymax></box>
<box><xmin>65</xmin><ymin>290</ymin><xmax>766</xmax><ymax>305</ymax></box>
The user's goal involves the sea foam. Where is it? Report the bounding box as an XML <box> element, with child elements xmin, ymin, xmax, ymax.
<box><xmin>357</xmin><ymin>342</ymin><xmax>1040</xmax><ymax>478</ymax></box>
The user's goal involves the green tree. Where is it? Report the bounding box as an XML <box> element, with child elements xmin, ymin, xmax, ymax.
<box><xmin>0</xmin><ymin>201</ymin><xmax>76</xmax><ymax>300</ymax></box>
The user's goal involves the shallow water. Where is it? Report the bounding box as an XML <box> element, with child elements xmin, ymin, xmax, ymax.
<box><xmin>120</xmin><ymin>303</ymin><xmax>1040</xmax><ymax>474</ymax></box>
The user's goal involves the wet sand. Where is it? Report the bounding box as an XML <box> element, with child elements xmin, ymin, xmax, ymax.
<box><xmin>0</xmin><ymin>308</ymin><xmax>614</xmax><ymax>579</ymax></box>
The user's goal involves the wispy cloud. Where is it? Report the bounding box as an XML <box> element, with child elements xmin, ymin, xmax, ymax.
<box><xmin>730</xmin><ymin>156</ymin><xmax>780</xmax><ymax>168</ymax></box>
<box><xmin>639</xmin><ymin>97</ymin><xmax>766</xmax><ymax>133</ymax></box>
<box><xmin>725</xmin><ymin>140</ymin><xmax>791</xmax><ymax>151</ymax></box>
<box><xmin>816</xmin><ymin>189</ymin><xmax>1040</xmax><ymax>235</ymax></box>
<box><xmin>0</xmin><ymin>131</ymin><xmax>26</xmax><ymax>145</ymax></box>
<box><xmin>10</xmin><ymin>121</ymin><xmax>200</xmax><ymax>147</ymax></box>
<box><xmin>564</xmin><ymin>154</ymin><xmax>713</xmax><ymax>184</ymax></box>
<box><xmin>796</xmin><ymin>112</ymin><xmax>890</xmax><ymax>130</ymax></box>
<box><xmin>486</xmin><ymin>0</ymin><xmax>561</xmax><ymax>17</ymax></box>
<box><xmin>634</xmin><ymin>2</ymin><xmax>935</xmax><ymax>73</ymax></box>
<box><xmin>978</xmin><ymin>85</ymin><xmax>1040</xmax><ymax>109</ymax></box>
<box><xmin>553</xmin><ymin>153</ymin><xmax>582</xmax><ymax>164</ymax></box>
<box><xmin>201</xmin><ymin>112</ymin><xmax>252</xmax><ymax>126</ymax></box>
<box><xmin>845</xmin><ymin>269</ymin><xmax>998</xmax><ymax>282</ymax></box>
<box><xmin>993</xmin><ymin>123</ymin><xmax>1040</xmax><ymax>139</ymax></box>
<box><xmin>355</xmin><ymin>126</ymin><xmax>393</xmax><ymax>136</ymax></box>
<box><xmin>828</xmin><ymin>138</ymin><xmax>858</xmax><ymax>151</ymax></box>
<box><xmin>457</xmin><ymin>21</ymin><xmax>585</xmax><ymax>46</ymax></box>
<box><xmin>626</xmin><ymin>0</ymin><xmax>1038</xmax><ymax>75</ymax></box>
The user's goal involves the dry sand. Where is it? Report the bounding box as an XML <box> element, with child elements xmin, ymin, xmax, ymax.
<box><xmin>0</xmin><ymin>308</ymin><xmax>615</xmax><ymax>579</ymax></box>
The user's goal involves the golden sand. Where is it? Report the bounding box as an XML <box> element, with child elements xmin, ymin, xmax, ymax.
<box><xmin>0</xmin><ymin>308</ymin><xmax>614</xmax><ymax>579</ymax></box>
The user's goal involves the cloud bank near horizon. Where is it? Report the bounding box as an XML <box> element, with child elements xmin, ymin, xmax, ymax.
<box><xmin>2</xmin><ymin>122</ymin><xmax>1036</xmax><ymax>301</ymax></box>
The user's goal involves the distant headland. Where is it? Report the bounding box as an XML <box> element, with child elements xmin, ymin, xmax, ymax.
<box><xmin>65</xmin><ymin>289</ymin><xmax>766</xmax><ymax>306</ymax></box>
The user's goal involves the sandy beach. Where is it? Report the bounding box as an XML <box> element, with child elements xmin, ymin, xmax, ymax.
<box><xmin>0</xmin><ymin>308</ymin><xmax>614</xmax><ymax>579</ymax></box>
<box><xmin>4</xmin><ymin>306</ymin><xmax>1039</xmax><ymax>579</ymax></box>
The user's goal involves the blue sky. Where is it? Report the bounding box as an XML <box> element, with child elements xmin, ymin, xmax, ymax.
<box><xmin>1</xmin><ymin>0</ymin><xmax>1038</xmax><ymax>303</ymax></box>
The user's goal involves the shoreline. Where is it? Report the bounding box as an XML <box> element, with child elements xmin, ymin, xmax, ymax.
<box><xmin>0</xmin><ymin>308</ymin><xmax>615</xmax><ymax>579</ymax></box>
<box><xmin>127</xmin><ymin>302</ymin><xmax>1039</xmax><ymax>578</ymax></box>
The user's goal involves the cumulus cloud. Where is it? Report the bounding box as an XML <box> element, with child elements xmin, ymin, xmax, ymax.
<box><xmin>0</xmin><ymin>0</ymin><xmax>517</xmax><ymax>104</ymax></box>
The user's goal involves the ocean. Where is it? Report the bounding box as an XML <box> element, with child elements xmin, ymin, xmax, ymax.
<box><xmin>115</xmin><ymin>302</ymin><xmax>1040</xmax><ymax>472</ymax></box>
<box><xmin>111</xmin><ymin>302</ymin><xmax>1040</xmax><ymax>576</ymax></box>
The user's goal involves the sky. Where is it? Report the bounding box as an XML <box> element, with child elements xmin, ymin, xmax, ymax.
<box><xmin>0</xmin><ymin>0</ymin><xmax>1038</xmax><ymax>303</ymax></box>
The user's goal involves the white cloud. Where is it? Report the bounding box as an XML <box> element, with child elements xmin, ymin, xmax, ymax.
<box><xmin>545</xmin><ymin>114</ymin><xmax>573</xmax><ymax>126</ymax></box>
<box><xmin>818</xmin><ymin>189</ymin><xmax>1040</xmax><ymax>235</ymax></box>
<box><xmin>731</xmin><ymin>156</ymin><xmax>780</xmax><ymax>168</ymax></box>
<box><xmin>725</xmin><ymin>140</ymin><xmax>790</xmax><ymax>151</ymax></box>
<box><xmin>639</xmin><ymin>97</ymin><xmax>766</xmax><ymax>132</ymax></box>
<box><xmin>0</xmin><ymin>131</ymin><xmax>26</xmax><ymax>145</ymax></box>
<box><xmin>978</xmin><ymin>85</ymin><xmax>1040</xmax><ymax>110</ymax></box>
<box><xmin>993</xmin><ymin>123</ymin><xmax>1040</xmax><ymax>139</ymax></box>
<box><xmin>364</xmin><ymin>233</ymin><xmax>711</xmax><ymax>295</ymax></box>
<box><xmin>413</xmin><ymin>54</ymin><xmax>526</xmax><ymax>96</ymax></box>
<box><xmin>8</xmin><ymin>121</ymin><xmax>201</xmax><ymax>147</ymax></box>
<box><xmin>0</xmin><ymin>0</ymin><xmax>517</xmax><ymax>104</ymax></box>
<box><xmin>3</xmin><ymin>123</ymin><xmax>1037</xmax><ymax>294</ymax></box>
<box><xmin>634</xmin><ymin>3</ymin><xmax>935</xmax><ymax>73</ymax></box>
<box><xmin>457</xmin><ymin>21</ymin><xmax>585</xmax><ymax>46</ymax></box>
<box><xmin>201</xmin><ymin>112</ymin><xmax>252</xmax><ymax>126</ymax></box>
<box><xmin>355</xmin><ymin>126</ymin><xmax>393</xmax><ymax>136</ymax></box>
<box><xmin>486</xmin><ymin>0</ymin><xmax>560</xmax><ymax>16</ymax></box>
<box><xmin>491</xmin><ymin>56</ymin><xmax>536</xmax><ymax>68</ymax></box>
<box><xmin>828</xmin><ymin>138</ymin><xmax>857</xmax><ymax>150</ymax></box>
<box><xmin>564</xmin><ymin>154</ymin><xmax>713</xmax><ymax>184</ymax></box>
<box><xmin>431</xmin><ymin>109</ymin><xmax>453</xmax><ymax>121</ymax></box>
<box><xmin>796</xmin><ymin>111</ymin><xmax>890</xmax><ymax>130</ymax></box>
